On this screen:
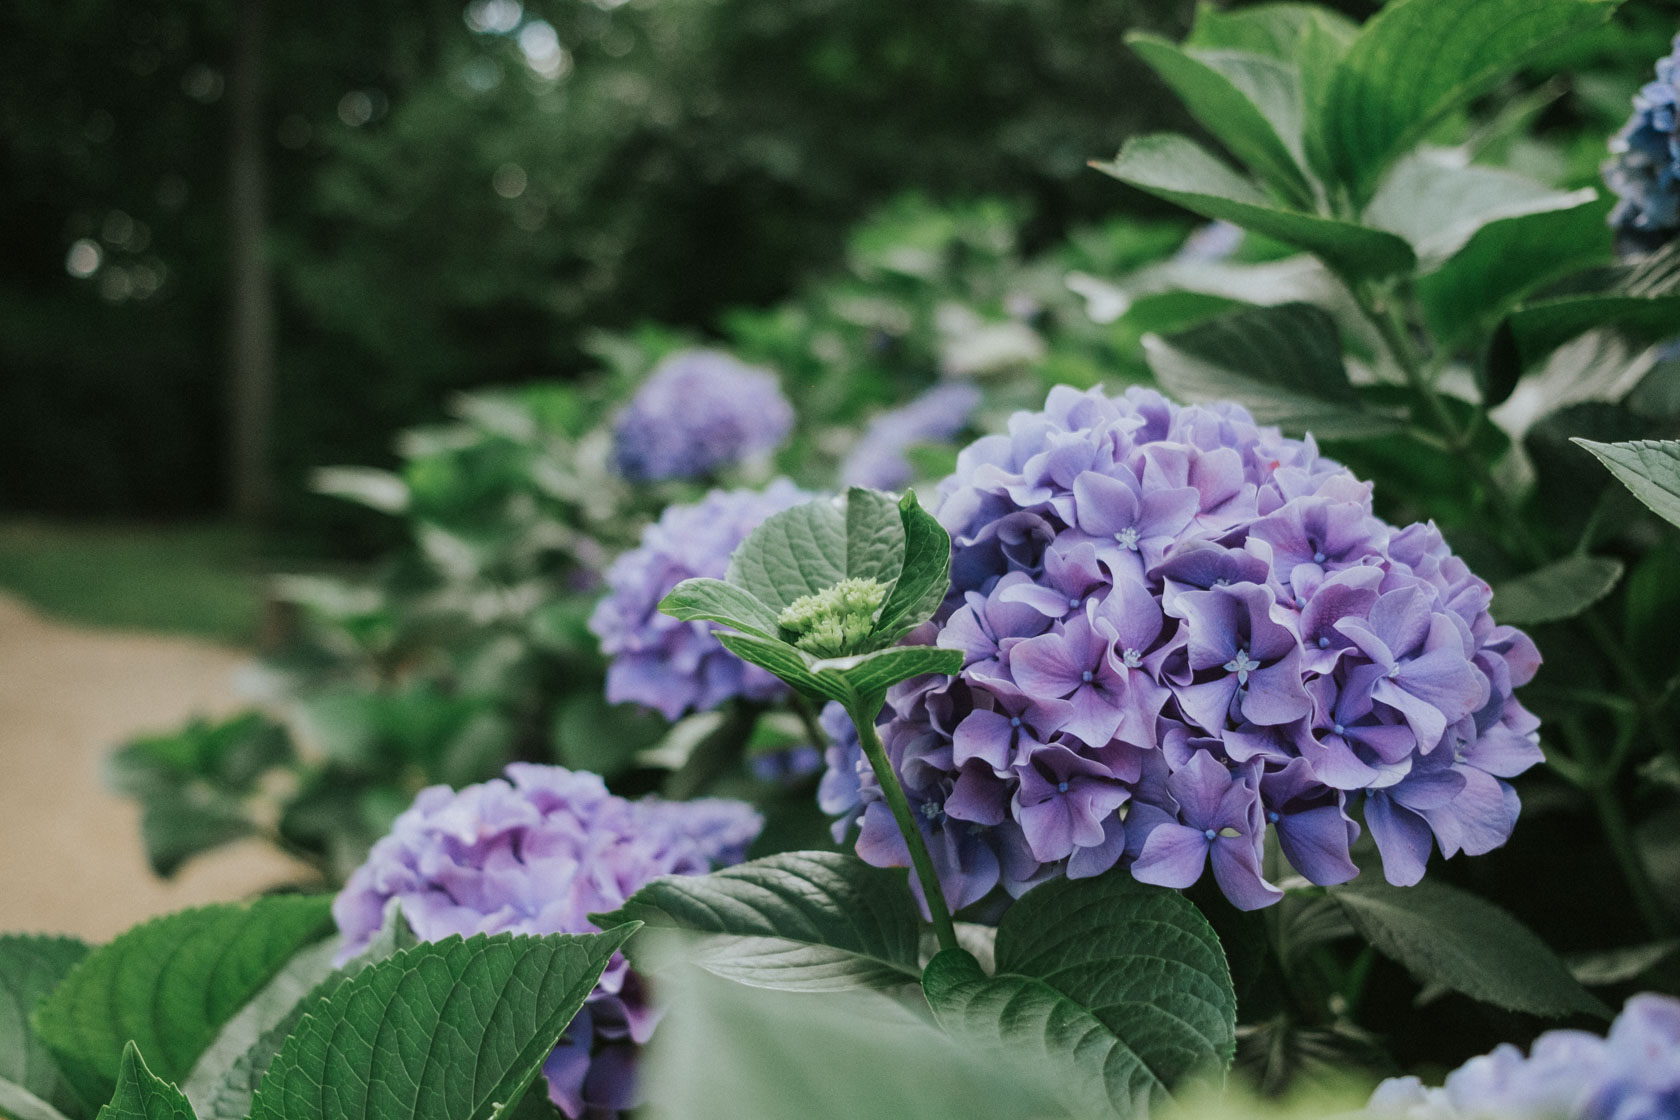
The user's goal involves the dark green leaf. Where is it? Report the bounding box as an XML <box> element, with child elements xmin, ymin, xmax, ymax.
<box><xmin>658</xmin><ymin>578</ymin><xmax>782</xmax><ymax>640</ymax></box>
<box><xmin>1573</xmin><ymin>438</ymin><xmax>1680</xmax><ymax>530</ymax></box>
<box><xmin>33</xmin><ymin>897</ymin><xmax>335</xmax><ymax>1107</ymax></box>
<box><xmin>1145</xmin><ymin>303</ymin><xmax>1403</xmax><ymax>438</ymax></box>
<box><xmin>1416</xmin><ymin>195</ymin><xmax>1613</xmax><ymax>347</ymax></box>
<box><xmin>593</xmin><ymin>851</ymin><xmax>923</xmax><ymax>991</ymax></box>
<box><xmin>1503</xmin><ymin>242</ymin><xmax>1680</xmax><ymax>367</ymax></box>
<box><xmin>869</xmin><ymin>491</ymin><xmax>952</xmax><ymax>645</ymax></box>
<box><xmin>724</xmin><ymin>496</ymin><xmax>847</xmax><ymax>616</ymax></box>
<box><xmin>248</xmin><ymin>928</ymin><xmax>635</xmax><ymax>1120</ymax></box>
<box><xmin>1330</xmin><ymin>878</ymin><xmax>1609</xmax><ymax>1018</ymax></box>
<box><xmin>0</xmin><ymin>935</ymin><xmax>88</xmax><ymax>1117</ymax></box>
<box><xmin>1567</xmin><ymin>941</ymin><xmax>1680</xmax><ymax>987</ymax></box>
<box><xmin>93</xmin><ymin>1046</ymin><xmax>196</xmax><ymax>1120</ymax></box>
<box><xmin>1319</xmin><ymin>0</ymin><xmax>1622</xmax><ymax>199</ymax></box>
<box><xmin>922</xmin><ymin>874</ymin><xmax>1237</xmax><ymax>1116</ymax></box>
<box><xmin>1094</xmin><ymin>135</ymin><xmax>1415</xmax><ymax>278</ymax></box>
<box><xmin>1127</xmin><ymin>34</ymin><xmax>1313</xmax><ymax>206</ymax></box>
<box><xmin>1491</xmin><ymin>555</ymin><xmax>1625</xmax><ymax>625</ymax></box>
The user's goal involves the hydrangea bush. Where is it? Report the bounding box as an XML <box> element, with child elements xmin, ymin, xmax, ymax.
<box><xmin>822</xmin><ymin>386</ymin><xmax>1541</xmax><ymax>910</ymax></box>
<box><xmin>333</xmin><ymin>764</ymin><xmax>762</xmax><ymax>1118</ymax></box>
<box><xmin>1605</xmin><ymin>35</ymin><xmax>1680</xmax><ymax>250</ymax></box>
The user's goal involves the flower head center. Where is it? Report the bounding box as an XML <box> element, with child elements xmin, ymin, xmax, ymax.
<box><xmin>1224</xmin><ymin>648</ymin><xmax>1261</xmax><ymax>684</ymax></box>
<box><xmin>1121</xmin><ymin>647</ymin><xmax>1143</xmax><ymax>669</ymax></box>
<box><xmin>1056</xmin><ymin>781</ymin><xmax>1070</xmax><ymax>794</ymax></box>
<box><xmin>1115</xmin><ymin>527</ymin><xmax>1141</xmax><ymax>551</ymax></box>
<box><xmin>1081</xmin><ymin>669</ymin><xmax>1094</xmax><ymax>683</ymax></box>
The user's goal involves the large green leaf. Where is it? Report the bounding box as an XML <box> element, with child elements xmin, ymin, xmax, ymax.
<box><xmin>1505</xmin><ymin>243</ymin><xmax>1680</xmax><ymax>368</ymax></box>
<box><xmin>32</xmin><ymin>897</ymin><xmax>334</xmax><ymax>1108</ymax></box>
<box><xmin>593</xmin><ymin>851</ymin><xmax>923</xmax><ymax>992</ymax></box>
<box><xmin>248</xmin><ymin>929</ymin><xmax>634</xmax><ymax>1120</ymax></box>
<box><xmin>922</xmin><ymin>874</ymin><xmax>1236</xmax><ymax>1117</ymax></box>
<box><xmin>842</xmin><ymin>486</ymin><xmax>906</xmax><ymax>588</ymax></box>
<box><xmin>716</xmin><ymin>634</ymin><xmax>960</xmax><ymax>713</ymax></box>
<box><xmin>1416</xmin><ymin>195</ymin><xmax>1613</xmax><ymax>347</ymax></box>
<box><xmin>724</xmin><ymin>496</ymin><xmax>848</xmax><ymax>615</ymax></box>
<box><xmin>1183</xmin><ymin>2</ymin><xmax>1358</xmax><ymax>60</ymax></box>
<box><xmin>658</xmin><ymin>578</ymin><xmax>783</xmax><ymax>640</ymax></box>
<box><xmin>0</xmin><ymin>935</ymin><xmax>88</xmax><ymax>1118</ymax></box>
<box><xmin>1330</xmin><ymin>878</ymin><xmax>1608</xmax><ymax>1018</ymax></box>
<box><xmin>1573</xmin><ymin>439</ymin><xmax>1680</xmax><ymax>530</ymax></box>
<box><xmin>1319</xmin><ymin>0</ymin><xmax>1622</xmax><ymax>200</ymax></box>
<box><xmin>0</xmin><ymin>1077</ymin><xmax>74</xmax><ymax>1120</ymax></box>
<box><xmin>93</xmin><ymin>1047</ymin><xmax>196</xmax><ymax>1120</ymax></box>
<box><xmin>1127</xmin><ymin>34</ymin><xmax>1313</xmax><ymax>206</ymax></box>
<box><xmin>1362</xmin><ymin>151</ymin><xmax>1598</xmax><ymax>266</ymax></box>
<box><xmin>868</xmin><ymin>491</ymin><xmax>951</xmax><ymax>645</ymax></box>
<box><xmin>1491</xmin><ymin>554</ymin><xmax>1624</xmax><ymax>626</ymax></box>
<box><xmin>1094</xmin><ymin>135</ymin><xmax>1414</xmax><ymax>278</ymax></box>
<box><xmin>1144</xmin><ymin>303</ymin><xmax>1403</xmax><ymax>439</ymax></box>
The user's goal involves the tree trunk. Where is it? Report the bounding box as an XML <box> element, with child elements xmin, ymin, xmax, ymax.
<box><xmin>226</xmin><ymin>0</ymin><xmax>275</xmax><ymax>522</ymax></box>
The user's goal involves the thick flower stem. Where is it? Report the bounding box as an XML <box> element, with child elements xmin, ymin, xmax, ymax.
<box><xmin>848</xmin><ymin>704</ymin><xmax>961</xmax><ymax>955</ymax></box>
<box><xmin>1357</xmin><ymin>286</ymin><xmax>1680</xmax><ymax>768</ymax></box>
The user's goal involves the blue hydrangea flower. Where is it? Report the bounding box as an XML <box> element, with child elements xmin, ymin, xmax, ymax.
<box><xmin>589</xmin><ymin>481</ymin><xmax>810</xmax><ymax>720</ymax></box>
<box><xmin>821</xmin><ymin>386</ymin><xmax>1541</xmax><ymax>912</ymax></box>
<box><xmin>840</xmin><ymin>383</ymin><xmax>983</xmax><ymax>490</ymax></box>
<box><xmin>333</xmin><ymin>763</ymin><xmax>762</xmax><ymax>1120</ymax></box>
<box><xmin>610</xmin><ymin>349</ymin><xmax>796</xmax><ymax>481</ymax></box>
<box><xmin>1366</xmin><ymin>994</ymin><xmax>1680</xmax><ymax>1120</ymax></box>
<box><xmin>1604</xmin><ymin>35</ymin><xmax>1680</xmax><ymax>249</ymax></box>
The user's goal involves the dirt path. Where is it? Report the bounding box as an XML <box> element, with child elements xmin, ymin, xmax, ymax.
<box><xmin>0</xmin><ymin>593</ymin><xmax>316</xmax><ymax>942</ymax></box>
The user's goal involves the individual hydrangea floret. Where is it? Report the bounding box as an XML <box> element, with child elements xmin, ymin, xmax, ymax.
<box><xmin>841</xmin><ymin>383</ymin><xmax>983</xmax><ymax>490</ymax></box>
<box><xmin>1365</xmin><ymin>994</ymin><xmax>1680</xmax><ymax>1120</ymax></box>
<box><xmin>1604</xmin><ymin>35</ymin><xmax>1680</xmax><ymax>250</ymax></box>
<box><xmin>821</xmin><ymin>385</ymin><xmax>1542</xmax><ymax>913</ymax></box>
<box><xmin>610</xmin><ymin>349</ymin><xmax>795</xmax><ymax>481</ymax></box>
<box><xmin>333</xmin><ymin>763</ymin><xmax>762</xmax><ymax>1120</ymax></box>
<box><xmin>589</xmin><ymin>480</ymin><xmax>810</xmax><ymax>720</ymax></box>
<box><xmin>778</xmin><ymin>577</ymin><xmax>889</xmax><ymax>657</ymax></box>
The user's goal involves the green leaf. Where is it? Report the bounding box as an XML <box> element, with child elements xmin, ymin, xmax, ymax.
<box><xmin>1362</xmin><ymin>151</ymin><xmax>1599</xmax><ymax>266</ymax></box>
<box><xmin>1567</xmin><ymin>940</ymin><xmax>1680</xmax><ymax>987</ymax></box>
<box><xmin>1503</xmin><ymin>243</ymin><xmax>1680</xmax><ymax>368</ymax></box>
<box><xmin>1573</xmin><ymin>438</ymin><xmax>1680</xmax><ymax>530</ymax></box>
<box><xmin>716</xmin><ymin>634</ymin><xmax>960</xmax><ymax>714</ymax></box>
<box><xmin>724</xmin><ymin>496</ymin><xmax>847</xmax><ymax>616</ymax></box>
<box><xmin>0</xmin><ymin>1077</ymin><xmax>75</xmax><ymax>1120</ymax></box>
<box><xmin>842</xmin><ymin>486</ymin><xmax>906</xmax><ymax>588</ymax></box>
<box><xmin>1491</xmin><ymin>555</ymin><xmax>1624</xmax><ymax>625</ymax></box>
<box><xmin>715</xmin><ymin>633</ymin><xmax>828</xmax><ymax>699</ymax></box>
<box><xmin>592</xmin><ymin>851</ymin><xmax>923</xmax><ymax>992</ymax></box>
<box><xmin>1127</xmin><ymin>34</ymin><xmax>1313</xmax><ymax>206</ymax></box>
<box><xmin>1319</xmin><ymin>0</ymin><xmax>1622</xmax><ymax>200</ymax></box>
<box><xmin>1144</xmin><ymin>303</ymin><xmax>1403</xmax><ymax>439</ymax></box>
<box><xmin>33</xmin><ymin>897</ymin><xmax>335</xmax><ymax>1108</ymax></box>
<box><xmin>0</xmin><ymin>935</ymin><xmax>88</xmax><ymax>1117</ymax></box>
<box><xmin>248</xmin><ymin>928</ymin><xmax>636</xmax><ymax>1120</ymax></box>
<box><xmin>1094</xmin><ymin>135</ymin><xmax>1415</xmax><ymax>278</ymax></box>
<box><xmin>1416</xmin><ymin>194</ymin><xmax>1613</xmax><ymax>347</ymax></box>
<box><xmin>186</xmin><ymin>908</ymin><xmax>419</xmax><ymax>1120</ymax></box>
<box><xmin>922</xmin><ymin>874</ymin><xmax>1237</xmax><ymax>1116</ymax></box>
<box><xmin>1330</xmin><ymin>878</ymin><xmax>1609</xmax><ymax>1018</ymax></box>
<box><xmin>868</xmin><ymin>491</ymin><xmax>952</xmax><ymax>645</ymax></box>
<box><xmin>658</xmin><ymin>577</ymin><xmax>782</xmax><ymax>640</ymax></box>
<box><xmin>1183</xmin><ymin>3</ymin><xmax>1358</xmax><ymax>60</ymax></box>
<box><xmin>93</xmin><ymin>1046</ymin><xmax>196</xmax><ymax>1120</ymax></box>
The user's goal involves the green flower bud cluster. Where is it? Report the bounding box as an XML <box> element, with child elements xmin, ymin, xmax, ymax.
<box><xmin>777</xmin><ymin>577</ymin><xmax>889</xmax><ymax>658</ymax></box>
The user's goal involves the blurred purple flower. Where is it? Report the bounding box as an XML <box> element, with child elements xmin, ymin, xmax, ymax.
<box><xmin>1604</xmin><ymin>35</ymin><xmax>1680</xmax><ymax>251</ymax></box>
<box><xmin>333</xmin><ymin>763</ymin><xmax>762</xmax><ymax>1120</ymax></box>
<box><xmin>611</xmin><ymin>349</ymin><xmax>795</xmax><ymax>481</ymax></box>
<box><xmin>589</xmin><ymin>480</ymin><xmax>809</xmax><ymax>720</ymax></box>
<box><xmin>821</xmin><ymin>385</ymin><xmax>1541</xmax><ymax>912</ymax></box>
<box><xmin>841</xmin><ymin>383</ymin><xmax>983</xmax><ymax>490</ymax></box>
<box><xmin>1367</xmin><ymin>994</ymin><xmax>1680</xmax><ymax>1120</ymax></box>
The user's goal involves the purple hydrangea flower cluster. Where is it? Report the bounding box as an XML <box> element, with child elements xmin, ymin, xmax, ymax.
<box><xmin>589</xmin><ymin>481</ymin><xmax>810</xmax><ymax>720</ymax></box>
<box><xmin>840</xmin><ymin>383</ymin><xmax>983</xmax><ymax>490</ymax></box>
<box><xmin>822</xmin><ymin>386</ymin><xmax>1541</xmax><ymax>912</ymax></box>
<box><xmin>333</xmin><ymin>763</ymin><xmax>762</xmax><ymax>1120</ymax></box>
<box><xmin>1604</xmin><ymin>35</ymin><xmax>1680</xmax><ymax>249</ymax></box>
<box><xmin>610</xmin><ymin>349</ymin><xmax>795</xmax><ymax>482</ymax></box>
<box><xmin>1366</xmin><ymin>994</ymin><xmax>1680</xmax><ymax>1120</ymax></box>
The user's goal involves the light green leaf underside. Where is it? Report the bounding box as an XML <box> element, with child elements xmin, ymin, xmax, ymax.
<box><xmin>1491</xmin><ymin>554</ymin><xmax>1624</xmax><ymax>626</ymax></box>
<box><xmin>0</xmin><ymin>934</ymin><xmax>89</xmax><ymax>1117</ymax></box>
<box><xmin>1573</xmin><ymin>439</ymin><xmax>1680</xmax><ymax>530</ymax></box>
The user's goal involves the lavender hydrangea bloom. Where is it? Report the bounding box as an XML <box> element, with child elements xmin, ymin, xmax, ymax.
<box><xmin>1366</xmin><ymin>994</ymin><xmax>1680</xmax><ymax>1120</ymax></box>
<box><xmin>333</xmin><ymin>764</ymin><xmax>762</xmax><ymax>1119</ymax></box>
<box><xmin>822</xmin><ymin>386</ymin><xmax>1541</xmax><ymax>912</ymax></box>
<box><xmin>840</xmin><ymin>383</ymin><xmax>983</xmax><ymax>490</ymax></box>
<box><xmin>610</xmin><ymin>349</ymin><xmax>795</xmax><ymax>481</ymax></box>
<box><xmin>1604</xmin><ymin>35</ymin><xmax>1680</xmax><ymax>249</ymax></box>
<box><xmin>589</xmin><ymin>481</ymin><xmax>809</xmax><ymax>720</ymax></box>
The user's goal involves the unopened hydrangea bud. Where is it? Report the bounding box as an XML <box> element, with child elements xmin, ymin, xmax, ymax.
<box><xmin>778</xmin><ymin>577</ymin><xmax>888</xmax><ymax>657</ymax></box>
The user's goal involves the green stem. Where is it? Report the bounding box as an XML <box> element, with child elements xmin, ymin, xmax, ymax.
<box><xmin>1356</xmin><ymin>285</ymin><xmax>1680</xmax><ymax>766</ymax></box>
<box><xmin>1560</xmin><ymin>713</ymin><xmax>1673</xmax><ymax>938</ymax></box>
<box><xmin>849</xmin><ymin>705</ymin><xmax>960</xmax><ymax>955</ymax></box>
